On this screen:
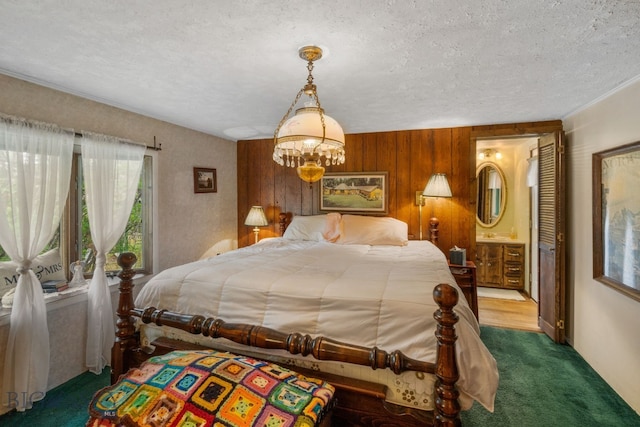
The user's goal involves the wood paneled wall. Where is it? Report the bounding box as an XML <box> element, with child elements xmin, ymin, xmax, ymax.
<box><xmin>237</xmin><ymin>121</ymin><xmax>563</xmax><ymax>256</ymax></box>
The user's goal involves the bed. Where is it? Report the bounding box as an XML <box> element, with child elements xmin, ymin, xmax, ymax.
<box><xmin>108</xmin><ymin>213</ymin><xmax>498</xmax><ymax>426</ymax></box>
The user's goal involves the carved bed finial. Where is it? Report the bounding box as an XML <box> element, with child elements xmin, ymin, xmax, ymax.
<box><xmin>279</xmin><ymin>212</ymin><xmax>288</xmax><ymax>236</ymax></box>
<box><xmin>430</xmin><ymin>217</ymin><xmax>440</xmax><ymax>245</ymax></box>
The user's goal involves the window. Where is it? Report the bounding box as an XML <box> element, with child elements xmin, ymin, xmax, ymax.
<box><xmin>0</xmin><ymin>149</ymin><xmax>153</xmax><ymax>277</ymax></box>
<box><xmin>67</xmin><ymin>152</ymin><xmax>153</xmax><ymax>276</ymax></box>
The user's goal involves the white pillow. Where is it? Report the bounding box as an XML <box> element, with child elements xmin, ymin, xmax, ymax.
<box><xmin>0</xmin><ymin>249</ymin><xmax>66</xmax><ymax>296</ymax></box>
<box><xmin>283</xmin><ymin>215</ymin><xmax>329</xmax><ymax>241</ymax></box>
<box><xmin>338</xmin><ymin>215</ymin><xmax>409</xmax><ymax>246</ymax></box>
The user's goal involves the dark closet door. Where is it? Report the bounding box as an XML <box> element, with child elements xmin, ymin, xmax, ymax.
<box><xmin>538</xmin><ymin>132</ymin><xmax>566</xmax><ymax>343</ymax></box>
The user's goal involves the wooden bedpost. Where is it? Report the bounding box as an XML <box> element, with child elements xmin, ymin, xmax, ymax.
<box><xmin>433</xmin><ymin>283</ymin><xmax>461</xmax><ymax>426</ymax></box>
<box><xmin>278</xmin><ymin>212</ymin><xmax>288</xmax><ymax>236</ymax></box>
<box><xmin>111</xmin><ymin>252</ymin><xmax>137</xmax><ymax>384</ymax></box>
<box><xmin>429</xmin><ymin>217</ymin><xmax>440</xmax><ymax>245</ymax></box>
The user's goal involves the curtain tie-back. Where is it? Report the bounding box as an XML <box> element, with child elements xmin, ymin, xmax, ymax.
<box><xmin>95</xmin><ymin>253</ymin><xmax>107</xmax><ymax>270</ymax></box>
<box><xmin>17</xmin><ymin>260</ymin><xmax>33</xmax><ymax>275</ymax></box>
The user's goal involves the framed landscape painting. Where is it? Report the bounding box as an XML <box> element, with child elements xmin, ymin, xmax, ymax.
<box><xmin>320</xmin><ymin>172</ymin><xmax>388</xmax><ymax>214</ymax></box>
<box><xmin>593</xmin><ymin>140</ymin><xmax>640</xmax><ymax>302</ymax></box>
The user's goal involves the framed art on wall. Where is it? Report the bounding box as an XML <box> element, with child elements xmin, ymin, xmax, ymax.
<box><xmin>320</xmin><ymin>171</ymin><xmax>388</xmax><ymax>214</ymax></box>
<box><xmin>193</xmin><ymin>167</ymin><xmax>217</xmax><ymax>193</ymax></box>
<box><xmin>593</xmin><ymin>140</ymin><xmax>640</xmax><ymax>302</ymax></box>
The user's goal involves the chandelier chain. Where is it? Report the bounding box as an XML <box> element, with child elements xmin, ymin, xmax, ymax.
<box><xmin>273</xmin><ymin>88</ymin><xmax>304</xmax><ymax>140</ymax></box>
<box><xmin>273</xmin><ymin>57</ymin><xmax>326</xmax><ymax>143</ymax></box>
<box><xmin>311</xmin><ymin>91</ymin><xmax>326</xmax><ymax>143</ymax></box>
<box><xmin>307</xmin><ymin>59</ymin><xmax>314</xmax><ymax>87</ymax></box>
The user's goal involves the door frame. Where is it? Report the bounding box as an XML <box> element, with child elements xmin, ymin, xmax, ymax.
<box><xmin>471</xmin><ymin>122</ymin><xmax>565</xmax><ymax>342</ymax></box>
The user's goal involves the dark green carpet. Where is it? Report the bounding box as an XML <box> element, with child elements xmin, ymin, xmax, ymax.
<box><xmin>461</xmin><ymin>326</ymin><xmax>640</xmax><ymax>426</ymax></box>
<box><xmin>0</xmin><ymin>369</ymin><xmax>109</xmax><ymax>427</ymax></box>
<box><xmin>0</xmin><ymin>327</ymin><xmax>638</xmax><ymax>426</ymax></box>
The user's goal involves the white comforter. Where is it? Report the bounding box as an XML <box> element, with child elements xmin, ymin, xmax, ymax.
<box><xmin>135</xmin><ymin>238</ymin><xmax>498</xmax><ymax>411</ymax></box>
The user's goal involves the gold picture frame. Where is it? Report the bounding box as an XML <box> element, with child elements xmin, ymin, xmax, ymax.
<box><xmin>320</xmin><ymin>172</ymin><xmax>388</xmax><ymax>214</ymax></box>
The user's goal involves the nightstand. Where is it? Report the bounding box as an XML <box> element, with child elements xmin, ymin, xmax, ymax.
<box><xmin>448</xmin><ymin>260</ymin><xmax>479</xmax><ymax>320</ymax></box>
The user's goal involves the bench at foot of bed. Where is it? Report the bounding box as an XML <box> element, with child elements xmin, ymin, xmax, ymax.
<box><xmin>91</xmin><ymin>349</ymin><xmax>335</xmax><ymax>427</ymax></box>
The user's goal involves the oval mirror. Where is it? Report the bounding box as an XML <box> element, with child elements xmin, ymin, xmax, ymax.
<box><xmin>476</xmin><ymin>162</ymin><xmax>507</xmax><ymax>227</ymax></box>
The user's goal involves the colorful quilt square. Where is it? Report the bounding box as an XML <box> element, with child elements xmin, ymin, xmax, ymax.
<box><xmin>167</xmin><ymin>367</ymin><xmax>209</xmax><ymax>400</ymax></box>
<box><xmin>166</xmin><ymin>351</ymin><xmax>205</xmax><ymax>366</ymax></box>
<box><xmin>312</xmin><ymin>384</ymin><xmax>335</xmax><ymax>405</ymax></box>
<box><xmin>127</xmin><ymin>363</ymin><xmax>164</xmax><ymax>384</ymax></box>
<box><xmin>302</xmin><ymin>396</ymin><xmax>327</xmax><ymax>421</ymax></box>
<box><xmin>92</xmin><ymin>379</ymin><xmax>139</xmax><ymax>414</ymax></box>
<box><xmin>86</xmin><ymin>416</ymin><xmax>118</xmax><ymax>427</ymax></box>
<box><xmin>117</xmin><ymin>384</ymin><xmax>161</xmax><ymax>422</ymax></box>
<box><xmin>236</xmin><ymin>356</ymin><xmax>268</xmax><ymax>368</ymax></box>
<box><xmin>174</xmin><ymin>402</ymin><xmax>216</xmax><ymax>427</ymax></box>
<box><xmin>254</xmin><ymin>405</ymin><xmax>296</xmax><ymax>427</ymax></box>
<box><xmin>268</xmin><ymin>383</ymin><xmax>312</xmax><ymax>415</ymax></box>
<box><xmin>242</xmin><ymin>369</ymin><xmax>280</xmax><ymax>397</ymax></box>
<box><xmin>287</xmin><ymin>377</ymin><xmax>316</xmax><ymax>393</ymax></box>
<box><xmin>193</xmin><ymin>354</ymin><xmax>225</xmax><ymax>370</ymax></box>
<box><xmin>148</xmin><ymin>365</ymin><xmax>184</xmax><ymax>389</ymax></box>
<box><xmin>190</xmin><ymin>374</ymin><xmax>233</xmax><ymax>412</ymax></box>
<box><xmin>260</xmin><ymin>364</ymin><xmax>295</xmax><ymax>381</ymax></box>
<box><xmin>293</xmin><ymin>415</ymin><xmax>318</xmax><ymax>427</ymax></box>
<box><xmin>218</xmin><ymin>385</ymin><xmax>264</xmax><ymax>426</ymax></box>
<box><xmin>214</xmin><ymin>359</ymin><xmax>254</xmax><ymax>382</ymax></box>
<box><xmin>139</xmin><ymin>392</ymin><xmax>184</xmax><ymax>426</ymax></box>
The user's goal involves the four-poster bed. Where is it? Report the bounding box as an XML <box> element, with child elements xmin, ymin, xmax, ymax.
<box><xmin>105</xmin><ymin>213</ymin><xmax>498</xmax><ymax>426</ymax></box>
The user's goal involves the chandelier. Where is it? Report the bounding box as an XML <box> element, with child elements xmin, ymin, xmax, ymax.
<box><xmin>273</xmin><ymin>46</ymin><xmax>346</xmax><ymax>183</ymax></box>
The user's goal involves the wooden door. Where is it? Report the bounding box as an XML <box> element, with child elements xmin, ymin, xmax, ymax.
<box><xmin>537</xmin><ymin>132</ymin><xmax>566</xmax><ymax>343</ymax></box>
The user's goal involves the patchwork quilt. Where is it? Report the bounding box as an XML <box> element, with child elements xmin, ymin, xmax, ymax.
<box><xmin>87</xmin><ymin>350</ymin><xmax>335</xmax><ymax>427</ymax></box>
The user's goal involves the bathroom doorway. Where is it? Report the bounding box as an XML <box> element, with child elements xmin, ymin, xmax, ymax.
<box><xmin>475</xmin><ymin>136</ymin><xmax>540</xmax><ymax>329</ymax></box>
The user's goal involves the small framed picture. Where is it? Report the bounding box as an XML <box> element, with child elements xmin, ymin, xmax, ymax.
<box><xmin>193</xmin><ymin>167</ymin><xmax>217</xmax><ymax>193</ymax></box>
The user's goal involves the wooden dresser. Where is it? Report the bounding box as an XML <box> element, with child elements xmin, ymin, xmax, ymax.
<box><xmin>475</xmin><ymin>241</ymin><xmax>525</xmax><ymax>290</ymax></box>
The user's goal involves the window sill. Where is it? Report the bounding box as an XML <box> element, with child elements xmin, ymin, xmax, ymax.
<box><xmin>0</xmin><ymin>274</ymin><xmax>153</xmax><ymax>327</ymax></box>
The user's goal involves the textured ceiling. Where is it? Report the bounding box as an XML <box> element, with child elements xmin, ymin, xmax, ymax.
<box><xmin>1</xmin><ymin>1</ymin><xmax>640</xmax><ymax>141</ymax></box>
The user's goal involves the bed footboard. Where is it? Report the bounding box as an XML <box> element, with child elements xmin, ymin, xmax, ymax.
<box><xmin>111</xmin><ymin>252</ymin><xmax>461</xmax><ymax>426</ymax></box>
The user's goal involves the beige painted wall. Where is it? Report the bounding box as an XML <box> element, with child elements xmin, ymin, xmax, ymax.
<box><xmin>0</xmin><ymin>74</ymin><xmax>238</xmax><ymax>270</ymax></box>
<box><xmin>0</xmin><ymin>73</ymin><xmax>238</xmax><ymax>410</ymax></box>
<box><xmin>564</xmin><ymin>77</ymin><xmax>640</xmax><ymax>414</ymax></box>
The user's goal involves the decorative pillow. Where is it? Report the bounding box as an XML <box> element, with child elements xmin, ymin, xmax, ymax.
<box><xmin>322</xmin><ymin>212</ymin><xmax>342</xmax><ymax>242</ymax></box>
<box><xmin>0</xmin><ymin>249</ymin><xmax>65</xmax><ymax>297</ymax></box>
<box><xmin>87</xmin><ymin>350</ymin><xmax>335</xmax><ymax>427</ymax></box>
<box><xmin>338</xmin><ymin>214</ymin><xmax>409</xmax><ymax>246</ymax></box>
<box><xmin>282</xmin><ymin>215</ymin><xmax>331</xmax><ymax>241</ymax></box>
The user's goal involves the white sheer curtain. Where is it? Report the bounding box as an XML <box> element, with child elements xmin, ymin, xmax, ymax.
<box><xmin>82</xmin><ymin>133</ymin><xmax>145</xmax><ymax>374</ymax></box>
<box><xmin>0</xmin><ymin>116</ymin><xmax>73</xmax><ymax>411</ymax></box>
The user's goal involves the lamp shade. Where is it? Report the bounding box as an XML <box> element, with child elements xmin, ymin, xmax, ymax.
<box><xmin>244</xmin><ymin>206</ymin><xmax>268</xmax><ymax>227</ymax></box>
<box><xmin>422</xmin><ymin>173</ymin><xmax>452</xmax><ymax>198</ymax></box>
<box><xmin>273</xmin><ymin>106</ymin><xmax>345</xmax><ymax>183</ymax></box>
<box><xmin>275</xmin><ymin>107</ymin><xmax>345</xmax><ymax>156</ymax></box>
